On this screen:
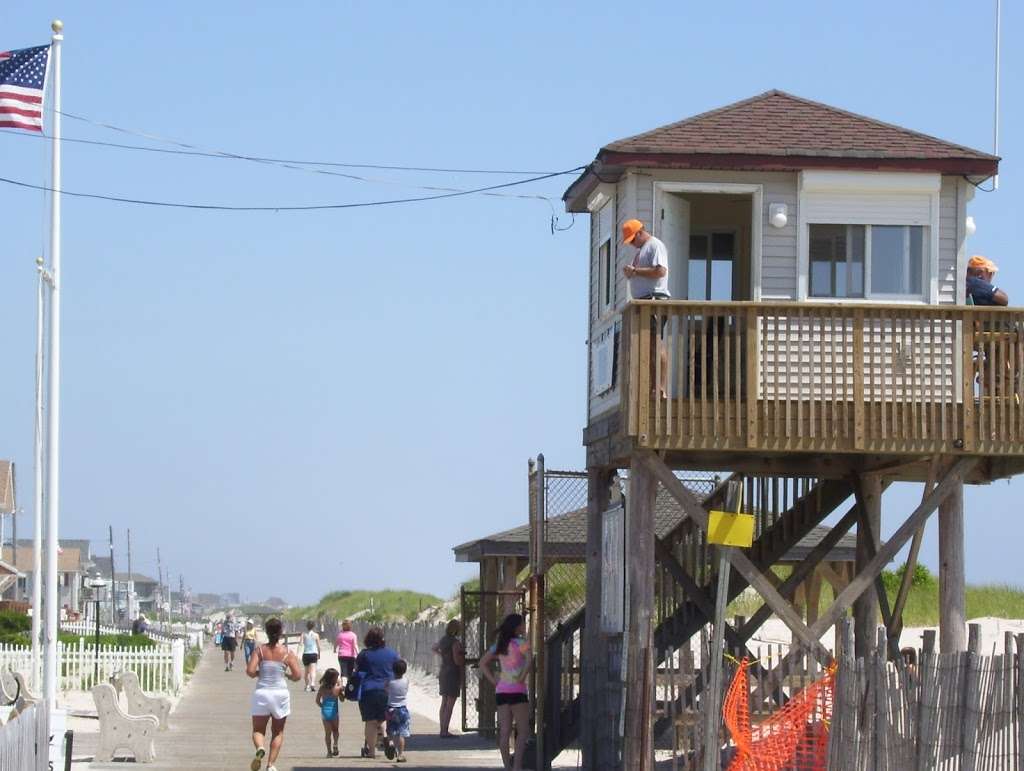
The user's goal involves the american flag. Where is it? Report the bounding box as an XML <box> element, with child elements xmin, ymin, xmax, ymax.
<box><xmin>0</xmin><ymin>44</ymin><xmax>49</xmax><ymax>132</ymax></box>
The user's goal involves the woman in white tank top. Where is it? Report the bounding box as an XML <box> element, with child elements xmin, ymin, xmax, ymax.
<box><xmin>300</xmin><ymin>620</ymin><xmax>321</xmax><ymax>692</ymax></box>
<box><xmin>246</xmin><ymin>618</ymin><xmax>302</xmax><ymax>771</ymax></box>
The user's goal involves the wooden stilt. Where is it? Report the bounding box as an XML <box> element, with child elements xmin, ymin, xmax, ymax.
<box><xmin>624</xmin><ymin>455</ymin><xmax>656</xmax><ymax>771</ymax></box>
<box><xmin>939</xmin><ymin>480</ymin><xmax>966</xmax><ymax>653</ymax></box>
<box><xmin>582</xmin><ymin>466</ymin><xmax>613</xmax><ymax>769</ymax></box>
<box><xmin>854</xmin><ymin>475</ymin><xmax>882</xmax><ymax>658</ymax></box>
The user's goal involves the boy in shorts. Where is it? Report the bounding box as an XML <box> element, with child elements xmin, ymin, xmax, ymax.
<box><xmin>384</xmin><ymin>659</ymin><xmax>411</xmax><ymax>762</ymax></box>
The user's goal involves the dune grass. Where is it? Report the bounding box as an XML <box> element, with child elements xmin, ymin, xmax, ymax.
<box><xmin>285</xmin><ymin>589</ymin><xmax>444</xmax><ymax>623</ymax></box>
<box><xmin>727</xmin><ymin>564</ymin><xmax>1024</xmax><ymax>627</ymax></box>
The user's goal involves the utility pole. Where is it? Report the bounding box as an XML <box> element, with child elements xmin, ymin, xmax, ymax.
<box><xmin>107</xmin><ymin>525</ymin><xmax>117</xmax><ymax>624</ymax></box>
<box><xmin>156</xmin><ymin>548</ymin><xmax>163</xmax><ymax>626</ymax></box>
<box><xmin>11</xmin><ymin>509</ymin><xmax>18</xmax><ymax>601</ymax></box>
<box><xmin>179</xmin><ymin>574</ymin><xmax>184</xmax><ymax>618</ymax></box>
<box><xmin>126</xmin><ymin>528</ymin><xmax>132</xmax><ymax>620</ymax></box>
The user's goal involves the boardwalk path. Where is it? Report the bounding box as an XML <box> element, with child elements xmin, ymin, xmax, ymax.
<box><xmin>77</xmin><ymin>642</ymin><xmax>506</xmax><ymax>770</ymax></box>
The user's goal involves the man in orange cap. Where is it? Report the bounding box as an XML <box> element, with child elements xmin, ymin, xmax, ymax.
<box><xmin>966</xmin><ymin>255</ymin><xmax>1008</xmax><ymax>306</ymax></box>
<box><xmin>621</xmin><ymin>219</ymin><xmax>670</xmax><ymax>397</ymax></box>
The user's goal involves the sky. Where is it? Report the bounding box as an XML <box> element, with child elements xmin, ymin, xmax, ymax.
<box><xmin>0</xmin><ymin>2</ymin><xmax>1021</xmax><ymax>606</ymax></box>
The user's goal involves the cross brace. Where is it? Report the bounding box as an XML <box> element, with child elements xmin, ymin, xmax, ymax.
<box><xmin>638</xmin><ymin>450</ymin><xmax>834</xmax><ymax>667</ymax></box>
<box><xmin>750</xmin><ymin>456</ymin><xmax>978</xmax><ymax>689</ymax></box>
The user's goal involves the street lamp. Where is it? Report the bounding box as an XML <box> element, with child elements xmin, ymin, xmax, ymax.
<box><xmin>86</xmin><ymin>573</ymin><xmax>108</xmax><ymax>683</ymax></box>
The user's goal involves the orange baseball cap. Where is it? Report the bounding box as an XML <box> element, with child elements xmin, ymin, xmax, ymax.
<box><xmin>968</xmin><ymin>255</ymin><xmax>998</xmax><ymax>272</ymax></box>
<box><xmin>622</xmin><ymin>219</ymin><xmax>644</xmax><ymax>245</ymax></box>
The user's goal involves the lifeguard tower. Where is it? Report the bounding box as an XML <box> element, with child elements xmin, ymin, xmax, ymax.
<box><xmin>559</xmin><ymin>90</ymin><xmax>1015</xmax><ymax>769</ymax></box>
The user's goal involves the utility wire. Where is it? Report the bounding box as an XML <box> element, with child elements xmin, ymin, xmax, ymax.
<box><xmin>41</xmin><ymin>110</ymin><xmax>557</xmax><ymax>175</ymax></box>
<box><xmin>0</xmin><ymin>167</ymin><xmax>585</xmax><ymax>212</ymax></box>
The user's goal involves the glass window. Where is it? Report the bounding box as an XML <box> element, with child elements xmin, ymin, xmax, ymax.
<box><xmin>809</xmin><ymin>224</ymin><xmax>865</xmax><ymax>298</ymax></box>
<box><xmin>598</xmin><ymin>241</ymin><xmax>612</xmax><ymax>311</ymax></box>
<box><xmin>710</xmin><ymin>233</ymin><xmax>734</xmax><ymax>301</ymax></box>
<box><xmin>810</xmin><ymin>223</ymin><xmax>925</xmax><ymax>299</ymax></box>
<box><xmin>870</xmin><ymin>225</ymin><xmax>924</xmax><ymax>295</ymax></box>
<box><xmin>688</xmin><ymin>235</ymin><xmax>708</xmax><ymax>300</ymax></box>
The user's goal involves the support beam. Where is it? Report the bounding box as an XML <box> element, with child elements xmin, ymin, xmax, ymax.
<box><xmin>479</xmin><ymin>557</ymin><xmax>499</xmax><ymax>737</ymax></box>
<box><xmin>736</xmin><ymin>499</ymin><xmax>862</xmax><ymax>643</ymax></box>
<box><xmin>637</xmin><ymin>451</ymin><xmax>833</xmax><ymax>666</ymax></box>
<box><xmin>581</xmin><ymin>467</ymin><xmax>613</xmax><ymax>769</ymax></box>
<box><xmin>751</xmin><ymin>457</ymin><xmax>978</xmax><ymax>699</ymax></box>
<box><xmin>853</xmin><ymin>474</ymin><xmax>882</xmax><ymax>658</ymax></box>
<box><xmin>807</xmin><ymin>457</ymin><xmax>977</xmax><ymax>641</ymax></box>
<box><xmin>888</xmin><ymin>455</ymin><xmax>939</xmax><ymax>641</ymax></box>
<box><xmin>623</xmin><ymin>456</ymin><xmax>656</xmax><ymax>771</ymax></box>
<box><xmin>938</xmin><ymin>480</ymin><xmax>966</xmax><ymax>653</ymax></box>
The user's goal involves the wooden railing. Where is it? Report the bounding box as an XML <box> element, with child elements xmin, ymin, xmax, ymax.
<box><xmin>621</xmin><ymin>300</ymin><xmax>1024</xmax><ymax>456</ymax></box>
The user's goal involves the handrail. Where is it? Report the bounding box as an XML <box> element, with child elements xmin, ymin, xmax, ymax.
<box><xmin>620</xmin><ymin>300</ymin><xmax>1024</xmax><ymax>457</ymax></box>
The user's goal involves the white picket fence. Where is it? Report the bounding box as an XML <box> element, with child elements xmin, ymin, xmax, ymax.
<box><xmin>0</xmin><ymin>638</ymin><xmax>184</xmax><ymax>694</ymax></box>
<box><xmin>0</xmin><ymin>700</ymin><xmax>49</xmax><ymax>771</ymax></box>
<box><xmin>61</xmin><ymin>620</ymin><xmax>202</xmax><ymax>649</ymax></box>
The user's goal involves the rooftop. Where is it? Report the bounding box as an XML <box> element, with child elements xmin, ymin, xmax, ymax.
<box><xmin>565</xmin><ymin>90</ymin><xmax>998</xmax><ymax>208</ymax></box>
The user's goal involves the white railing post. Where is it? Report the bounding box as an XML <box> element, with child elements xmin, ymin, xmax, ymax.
<box><xmin>171</xmin><ymin>638</ymin><xmax>184</xmax><ymax>694</ymax></box>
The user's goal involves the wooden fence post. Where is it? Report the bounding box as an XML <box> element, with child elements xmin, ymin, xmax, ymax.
<box><xmin>961</xmin><ymin>624</ymin><xmax>982</xmax><ymax>771</ymax></box>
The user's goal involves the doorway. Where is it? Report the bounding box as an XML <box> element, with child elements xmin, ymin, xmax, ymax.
<box><xmin>656</xmin><ymin>190</ymin><xmax>754</xmax><ymax>301</ymax></box>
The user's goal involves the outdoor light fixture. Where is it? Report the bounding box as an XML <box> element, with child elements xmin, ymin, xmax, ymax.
<box><xmin>86</xmin><ymin>573</ymin><xmax>108</xmax><ymax>682</ymax></box>
<box><xmin>769</xmin><ymin>203</ymin><xmax>788</xmax><ymax>228</ymax></box>
<box><xmin>965</xmin><ymin>215</ymin><xmax>977</xmax><ymax>237</ymax></box>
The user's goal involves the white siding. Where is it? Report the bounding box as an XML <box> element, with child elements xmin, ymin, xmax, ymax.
<box><xmin>630</xmin><ymin>169</ymin><xmax>799</xmax><ymax>300</ymax></box>
<box><xmin>938</xmin><ymin>176</ymin><xmax>963</xmax><ymax>305</ymax></box>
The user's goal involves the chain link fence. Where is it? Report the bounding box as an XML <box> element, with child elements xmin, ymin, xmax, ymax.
<box><xmin>534</xmin><ymin>468</ymin><xmax>721</xmax><ymax>634</ymax></box>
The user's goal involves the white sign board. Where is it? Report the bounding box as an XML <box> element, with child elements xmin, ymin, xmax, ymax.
<box><xmin>600</xmin><ymin>503</ymin><xmax>625</xmax><ymax>633</ymax></box>
<box><xmin>592</xmin><ymin>330</ymin><xmax>614</xmax><ymax>396</ymax></box>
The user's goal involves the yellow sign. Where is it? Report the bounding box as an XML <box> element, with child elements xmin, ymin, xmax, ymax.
<box><xmin>707</xmin><ymin>510</ymin><xmax>755</xmax><ymax>548</ymax></box>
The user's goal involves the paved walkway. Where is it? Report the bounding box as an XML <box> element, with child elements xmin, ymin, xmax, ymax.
<box><xmin>74</xmin><ymin>642</ymin><xmax>507</xmax><ymax>770</ymax></box>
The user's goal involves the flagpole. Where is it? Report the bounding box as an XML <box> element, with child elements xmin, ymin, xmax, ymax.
<box><xmin>31</xmin><ymin>255</ymin><xmax>46</xmax><ymax>693</ymax></box>
<box><xmin>43</xmin><ymin>17</ymin><xmax>63</xmax><ymax>729</ymax></box>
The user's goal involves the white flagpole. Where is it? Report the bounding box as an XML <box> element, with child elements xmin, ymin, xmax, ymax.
<box><xmin>43</xmin><ymin>17</ymin><xmax>64</xmax><ymax>734</ymax></box>
<box><xmin>31</xmin><ymin>255</ymin><xmax>47</xmax><ymax>693</ymax></box>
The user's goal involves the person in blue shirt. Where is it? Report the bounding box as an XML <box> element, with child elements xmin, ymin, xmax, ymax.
<box><xmin>966</xmin><ymin>255</ymin><xmax>1008</xmax><ymax>306</ymax></box>
<box><xmin>355</xmin><ymin>627</ymin><xmax>400</xmax><ymax>759</ymax></box>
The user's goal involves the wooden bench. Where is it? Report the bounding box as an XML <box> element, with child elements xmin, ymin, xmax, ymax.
<box><xmin>112</xmin><ymin>670</ymin><xmax>172</xmax><ymax>730</ymax></box>
<box><xmin>0</xmin><ymin>671</ymin><xmax>40</xmax><ymax>719</ymax></box>
<box><xmin>91</xmin><ymin>683</ymin><xmax>159</xmax><ymax>763</ymax></box>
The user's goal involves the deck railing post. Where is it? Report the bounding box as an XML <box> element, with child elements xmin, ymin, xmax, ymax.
<box><xmin>853</xmin><ymin>310</ymin><xmax>866</xmax><ymax>449</ymax></box>
<box><xmin>961</xmin><ymin>317</ymin><xmax>976</xmax><ymax>451</ymax></box>
<box><xmin>637</xmin><ymin>304</ymin><xmax>652</xmax><ymax>445</ymax></box>
<box><xmin>745</xmin><ymin>308</ymin><xmax>758</xmax><ymax>447</ymax></box>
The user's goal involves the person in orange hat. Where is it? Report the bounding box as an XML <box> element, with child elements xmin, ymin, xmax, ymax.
<box><xmin>966</xmin><ymin>255</ymin><xmax>1008</xmax><ymax>306</ymax></box>
<box><xmin>622</xmin><ymin>219</ymin><xmax>670</xmax><ymax>397</ymax></box>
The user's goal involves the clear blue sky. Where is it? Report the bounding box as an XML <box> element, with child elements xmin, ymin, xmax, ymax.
<box><xmin>1</xmin><ymin>2</ymin><xmax>1021</xmax><ymax>606</ymax></box>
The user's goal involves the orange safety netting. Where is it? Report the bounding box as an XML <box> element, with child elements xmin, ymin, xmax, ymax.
<box><xmin>723</xmin><ymin>658</ymin><xmax>834</xmax><ymax>771</ymax></box>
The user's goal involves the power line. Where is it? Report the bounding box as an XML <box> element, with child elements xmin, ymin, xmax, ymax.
<box><xmin>2</xmin><ymin>119</ymin><xmax>556</xmax><ymax>175</ymax></box>
<box><xmin>0</xmin><ymin>166</ymin><xmax>584</xmax><ymax>212</ymax></box>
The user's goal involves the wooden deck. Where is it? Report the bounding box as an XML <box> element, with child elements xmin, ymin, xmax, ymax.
<box><xmin>595</xmin><ymin>300</ymin><xmax>1024</xmax><ymax>473</ymax></box>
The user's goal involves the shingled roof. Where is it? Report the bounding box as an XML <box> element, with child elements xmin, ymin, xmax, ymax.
<box><xmin>565</xmin><ymin>90</ymin><xmax>998</xmax><ymax>208</ymax></box>
<box><xmin>453</xmin><ymin>487</ymin><xmax>858</xmax><ymax>564</ymax></box>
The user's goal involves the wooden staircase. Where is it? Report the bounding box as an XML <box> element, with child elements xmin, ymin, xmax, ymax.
<box><xmin>533</xmin><ymin>473</ymin><xmax>854</xmax><ymax>767</ymax></box>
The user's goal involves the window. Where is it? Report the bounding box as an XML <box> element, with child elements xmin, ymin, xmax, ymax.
<box><xmin>809</xmin><ymin>224</ymin><xmax>926</xmax><ymax>299</ymax></box>
<box><xmin>596</xmin><ymin>203</ymin><xmax>615</xmax><ymax>315</ymax></box>
<box><xmin>809</xmin><ymin>224</ymin><xmax>864</xmax><ymax>298</ymax></box>
<box><xmin>598</xmin><ymin>241</ymin><xmax>613</xmax><ymax>312</ymax></box>
<box><xmin>688</xmin><ymin>232</ymin><xmax>735</xmax><ymax>300</ymax></box>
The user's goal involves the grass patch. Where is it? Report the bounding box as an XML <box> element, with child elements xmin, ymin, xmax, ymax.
<box><xmin>286</xmin><ymin>589</ymin><xmax>444</xmax><ymax>623</ymax></box>
<box><xmin>725</xmin><ymin>564</ymin><xmax>1024</xmax><ymax>627</ymax></box>
<box><xmin>184</xmin><ymin>646</ymin><xmax>202</xmax><ymax>678</ymax></box>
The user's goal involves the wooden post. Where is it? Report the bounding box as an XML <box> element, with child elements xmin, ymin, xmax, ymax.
<box><xmin>938</xmin><ymin>480</ymin><xmax>966</xmax><ymax>653</ymax></box>
<box><xmin>499</xmin><ymin>557</ymin><xmax>518</xmax><ymax>616</ymax></box>
<box><xmin>853</xmin><ymin>475</ymin><xmax>882</xmax><ymax>658</ymax></box>
<box><xmin>582</xmin><ymin>467</ymin><xmax>613</xmax><ymax>769</ymax></box>
<box><xmin>623</xmin><ymin>454</ymin><xmax>656</xmax><ymax>771</ymax></box>
<box><xmin>703</xmin><ymin>553</ymin><xmax>730</xmax><ymax>771</ymax></box>
<box><xmin>479</xmin><ymin>557</ymin><xmax>499</xmax><ymax>737</ymax></box>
